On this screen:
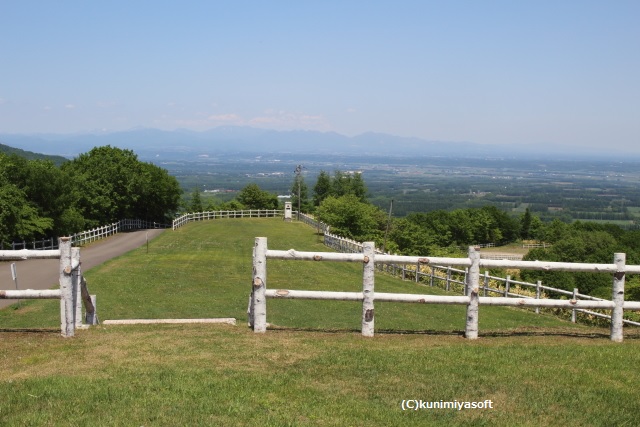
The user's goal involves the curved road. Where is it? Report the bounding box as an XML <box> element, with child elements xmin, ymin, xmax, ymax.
<box><xmin>0</xmin><ymin>229</ymin><xmax>165</xmax><ymax>310</ymax></box>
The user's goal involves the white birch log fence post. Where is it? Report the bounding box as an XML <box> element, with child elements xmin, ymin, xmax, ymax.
<box><xmin>610</xmin><ymin>252</ymin><xmax>626</xmax><ymax>342</ymax></box>
<box><xmin>505</xmin><ymin>275</ymin><xmax>511</xmax><ymax>297</ymax></box>
<box><xmin>465</xmin><ymin>247</ymin><xmax>480</xmax><ymax>339</ymax></box>
<box><xmin>535</xmin><ymin>280</ymin><xmax>541</xmax><ymax>314</ymax></box>
<box><xmin>251</xmin><ymin>237</ymin><xmax>268</xmax><ymax>333</ymax></box>
<box><xmin>430</xmin><ymin>266</ymin><xmax>435</xmax><ymax>287</ymax></box>
<box><xmin>361</xmin><ymin>242</ymin><xmax>375</xmax><ymax>337</ymax></box>
<box><xmin>446</xmin><ymin>266</ymin><xmax>451</xmax><ymax>291</ymax></box>
<box><xmin>58</xmin><ymin>237</ymin><xmax>75</xmax><ymax>338</ymax></box>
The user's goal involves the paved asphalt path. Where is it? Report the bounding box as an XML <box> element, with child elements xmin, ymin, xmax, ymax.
<box><xmin>0</xmin><ymin>229</ymin><xmax>165</xmax><ymax>310</ymax></box>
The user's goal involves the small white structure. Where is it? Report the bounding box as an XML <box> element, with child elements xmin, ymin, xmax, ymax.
<box><xmin>284</xmin><ymin>202</ymin><xmax>292</xmax><ymax>222</ymax></box>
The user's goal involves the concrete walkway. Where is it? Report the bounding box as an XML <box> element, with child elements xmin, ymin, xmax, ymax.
<box><xmin>0</xmin><ymin>229</ymin><xmax>165</xmax><ymax>310</ymax></box>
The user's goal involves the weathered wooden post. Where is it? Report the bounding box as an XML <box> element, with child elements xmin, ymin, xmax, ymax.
<box><xmin>446</xmin><ymin>266</ymin><xmax>451</xmax><ymax>291</ymax></box>
<box><xmin>251</xmin><ymin>237</ymin><xmax>268</xmax><ymax>333</ymax></box>
<box><xmin>362</xmin><ymin>242</ymin><xmax>375</xmax><ymax>337</ymax></box>
<box><xmin>72</xmin><ymin>248</ymin><xmax>83</xmax><ymax>328</ymax></box>
<box><xmin>84</xmin><ymin>293</ymin><xmax>99</xmax><ymax>325</ymax></box>
<box><xmin>58</xmin><ymin>237</ymin><xmax>75</xmax><ymax>337</ymax></box>
<box><xmin>504</xmin><ymin>275</ymin><xmax>511</xmax><ymax>297</ymax></box>
<box><xmin>610</xmin><ymin>252</ymin><xmax>626</xmax><ymax>342</ymax></box>
<box><xmin>535</xmin><ymin>280</ymin><xmax>542</xmax><ymax>314</ymax></box>
<box><xmin>465</xmin><ymin>247</ymin><xmax>480</xmax><ymax>339</ymax></box>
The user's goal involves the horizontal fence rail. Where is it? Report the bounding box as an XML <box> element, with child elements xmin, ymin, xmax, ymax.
<box><xmin>172</xmin><ymin>210</ymin><xmax>285</xmax><ymax>230</ymax></box>
<box><xmin>250</xmin><ymin>237</ymin><xmax>638</xmax><ymax>341</ymax></box>
<box><xmin>322</xmin><ymin>232</ymin><xmax>640</xmax><ymax>327</ymax></box>
<box><xmin>2</xmin><ymin>219</ymin><xmax>168</xmax><ymax>250</ymax></box>
<box><xmin>0</xmin><ymin>238</ymin><xmax>99</xmax><ymax>336</ymax></box>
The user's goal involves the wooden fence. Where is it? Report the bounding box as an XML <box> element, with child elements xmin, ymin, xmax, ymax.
<box><xmin>172</xmin><ymin>209</ymin><xmax>285</xmax><ymax>230</ymax></box>
<box><xmin>0</xmin><ymin>238</ymin><xmax>98</xmax><ymax>336</ymax></box>
<box><xmin>3</xmin><ymin>219</ymin><xmax>168</xmax><ymax>250</ymax></box>
<box><xmin>249</xmin><ymin>237</ymin><xmax>640</xmax><ymax>341</ymax></box>
<box><xmin>323</xmin><ymin>232</ymin><xmax>640</xmax><ymax>327</ymax></box>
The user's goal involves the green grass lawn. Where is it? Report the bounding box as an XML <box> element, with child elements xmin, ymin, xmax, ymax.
<box><xmin>2</xmin><ymin>219</ymin><xmax>640</xmax><ymax>426</ymax></box>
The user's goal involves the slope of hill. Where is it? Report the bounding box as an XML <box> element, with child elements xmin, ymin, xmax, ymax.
<box><xmin>0</xmin><ymin>142</ymin><xmax>68</xmax><ymax>165</ymax></box>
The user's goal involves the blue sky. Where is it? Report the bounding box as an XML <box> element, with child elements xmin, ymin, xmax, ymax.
<box><xmin>1</xmin><ymin>1</ymin><xmax>639</xmax><ymax>152</ymax></box>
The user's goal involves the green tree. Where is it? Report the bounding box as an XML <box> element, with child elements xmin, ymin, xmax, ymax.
<box><xmin>315</xmin><ymin>194</ymin><xmax>386</xmax><ymax>243</ymax></box>
<box><xmin>189</xmin><ymin>187</ymin><xmax>204</xmax><ymax>213</ymax></box>
<box><xmin>312</xmin><ymin>170</ymin><xmax>332</xmax><ymax>207</ymax></box>
<box><xmin>389</xmin><ymin>218</ymin><xmax>440</xmax><ymax>255</ymax></box>
<box><xmin>0</xmin><ymin>181</ymin><xmax>53</xmax><ymax>244</ymax></box>
<box><xmin>62</xmin><ymin>146</ymin><xmax>181</xmax><ymax>227</ymax></box>
<box><xmin>136</xmin><ymin>162</ymin><xmax>182</xmax><ymax>223</ymax></box>
<box><xmin>520</xmin><ymin>208</ymin><xmax>533</xmax><ymax>240</ymax></box>
<box><xmin>237</xmin><ymin>183</ymin><xmax>279</xmax><ymax>209</ymax></box>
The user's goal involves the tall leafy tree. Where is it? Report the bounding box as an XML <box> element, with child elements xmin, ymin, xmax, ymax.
<box><xmin>237</xmin><ymin>183</ymin><xmax>279</xmax><ymax>209</ymax></box>
<box><xmin>0</xmin><ymin>180</ymin><xmax>53</xmax><ymax>244</ymax></box>
<box><xmin>189</xmin><ymin>187</ymin><xmax>204</xmax><ymax>213</ymax></box>
<box><xmin>312</xmin><ymin>170</ymin><xmax>332</xmax><ymax>207</ymax></box>
<box><xmin>315</xmin><ymin>194</ymin><xmax>386</xmax><ymax>243</ymax></box>
<box><xmin>62</xmin><ymin>146</ymin><xmax>181</xmax><ymax>227</ymax></box>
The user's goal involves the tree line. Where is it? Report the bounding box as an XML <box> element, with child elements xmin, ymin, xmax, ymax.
<box><xmin>0</xmin><ymin>146</ymin><xmax>181</xmax><ymax>245</ymax></box>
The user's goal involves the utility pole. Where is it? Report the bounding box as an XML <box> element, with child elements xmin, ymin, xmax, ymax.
<box><xmin>382</xmin><ymin>199</ymin><xmax>394</xmax><ymax>253</ymax></box>
<box><xmin>294</xmin><ymin>164</ymin><xmax>303</xmax><ymax>221</ymax></box>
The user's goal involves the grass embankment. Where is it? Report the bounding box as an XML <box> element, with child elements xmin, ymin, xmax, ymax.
<box><xmin>2</xmin><ymin>219</ymin><xmax>639</xmax><ymax>426</ymax></box>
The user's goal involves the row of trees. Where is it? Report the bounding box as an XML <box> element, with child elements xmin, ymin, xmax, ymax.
<box><xmin>0</xmin><ymin>146</ymin><xmax>181</xmax><ymax>244</ymax></box>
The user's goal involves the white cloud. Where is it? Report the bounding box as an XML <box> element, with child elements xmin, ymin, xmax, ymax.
<box><xmin>207</xmin><ymin>113</ymin><xmax>242</xmax><ymax>123</ymax></box>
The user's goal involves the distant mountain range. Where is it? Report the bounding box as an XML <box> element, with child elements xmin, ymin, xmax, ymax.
<box><xmin>0</xmin><ymin>126</ymin><xmax>628</xmax><ymax>161</ymax></box>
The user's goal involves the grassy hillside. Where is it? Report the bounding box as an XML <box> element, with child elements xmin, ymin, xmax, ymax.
<box><xmin>1</xmin><ymin>219</ymin><xmax>639</xmax><ymax>426</ymax></box>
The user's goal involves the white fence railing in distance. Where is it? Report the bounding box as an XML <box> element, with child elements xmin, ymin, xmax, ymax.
<box><xmin>298</xmin><ymin>212</ymin><xmax>330</xmax><ymax>234</ymax></box>
<box><xmin>72</xmin><ymin>219</ymin><xmax>168</xmax><ymax>246</ymax></box>
<box><xmin>0</xmin><ymin>238</ymin><xmax>98</xmax><ymax>336</ymax></box>
<box><xmin>250</xmin><ymin>237</ymin><xmax>640</xmax><ymax>341</ymax></box>
<box><xmin>4</xmin><ymin>219</ymin><xmax>168</xmax><ymax>250</ymax></box>
<box><xmin>1</xmin><ymin>237</ymin><xmax>59</xmax><ymax>251</ymax></box>
<box><xmin>172</xmin><ymin>210</ymin><xmax>285</xmax><ymax>230</ymax></box>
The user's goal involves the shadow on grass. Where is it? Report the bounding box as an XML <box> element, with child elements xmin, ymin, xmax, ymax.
<box><xmin>0</xmin><ymin>328</ymin><xmax>60</xmax><ymax>334</ymax></box>
<box><xmin>267</xmin><ymin>325</ymin><xmax>640</xmax><ymax>340</ymax></box>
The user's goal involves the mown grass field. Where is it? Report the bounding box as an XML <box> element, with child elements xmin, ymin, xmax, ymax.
<box><xmin>2</xmin><ymin>219</ymin><xmax>640</xmax><ymax>426</ymax></box>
